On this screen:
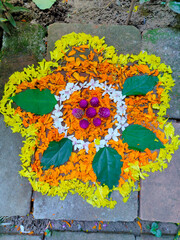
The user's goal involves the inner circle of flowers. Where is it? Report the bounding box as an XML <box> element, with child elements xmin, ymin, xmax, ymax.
<box><xmin>51</xmin><ymin>78</ymin><xmax>129</xmax><ymax>153</ymax></box>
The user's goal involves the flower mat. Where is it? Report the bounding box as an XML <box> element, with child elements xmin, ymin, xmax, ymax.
<box><xmin>0</xmin><ymin>33</ymin><xmax>179</xmax><ymax>208</ymax></box>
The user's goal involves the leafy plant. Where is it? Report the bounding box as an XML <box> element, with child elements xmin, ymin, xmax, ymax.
<box><xmin>0</xmin><ymin>0</ymin><xmax>29</xmax><ymax>34</ymax></box>
<box><xmin>150</xmin><ymin>222</ymin><xmax>162</xmax><ymax>238</ymax></box>
<box><xmin>32</xmin><ymin>0</ymin><xmax>57</xmax><ymax>10</ymax></box>
<box><xmin>168</xmin><ymin>1</ymin><xmax>180</xmax><ymax>14</ymax></box>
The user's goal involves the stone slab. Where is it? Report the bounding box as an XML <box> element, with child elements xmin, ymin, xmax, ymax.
<box><xmin>0</xmin><ymin>235</ymin><xmax>43</xmax><ymax>240</ymax></box>
<box><xmin>47</xmin><ymin>23</ymin><xmax>141</xmax><ymax>59</ymax></box>
<box><xmin>34</xmin><ymin>190</ymin><xmax>138</xmax><ymax>221</ymax></box>
<box><xmin>45</xmin><ymin>231</ymin><xmax>135</xmax><ymax>240</ymax></box>
<box><xmin>140</xmin><ymin>122</ymin><xmax>180</xmax><ymax>223</ymax></box>
<box><xmin>0</xmin><ymin>55</ymin><xmax>37</xmax><ymax>100</ymax></box>
<box><xmin>137</xmin><ymin>236</ymin><xmax>174</xmax><ymax>240</ymax></box>
<box><xmin>142</xmin><ymin>28</ymin><xmax>180</xmax><ymax>119</ymax></box>
<box><xmin>1</xmin><ymin>22</ymin><xmax>46</xmax><ymax>61</ymax></box>
<box><xmin>0</xmin><ymin>116</ymin><xmax>32</xmax><ymax>216</ymax></box>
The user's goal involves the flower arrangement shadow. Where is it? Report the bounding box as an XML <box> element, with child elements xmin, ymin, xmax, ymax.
<box><xmin>0</xmin><ymin>33</ymin><xmax>179</xmax><ymax>208</ymax></box>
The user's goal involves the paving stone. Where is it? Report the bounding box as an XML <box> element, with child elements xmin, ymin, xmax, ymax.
<box><xmin>0</xmin><ymin>55</ymin><xmax>37</xmax><ymax>100</ymax></box>
<box><xmin>142</xmin><ymin>28</ymin><xmax>180</xmax><ymax>119</ymax></box>
<box><xmin>47</xmin><ymin>23</ymin><xmax>141</xmax><ymax>59</ymax></box>
<box><xmin>45</xmin><ymin>231</ymin><xmax>135</xmax><ymax>240</ymax></box>
<box><xmin>1</xmin><ymin>22</ymin><xmax>46</xmax><ymax>61</ymax></box>
<box><xmin>34</xmin><ymin>190</ymin><xmax>138</xmax><ymax>221</ymax></box>
<box><xmin>136</xmin><ymin>236</ymin><xmax>174</xmax><ymax>240</ymax></box>
<box><xmin>0</xmin><ymin>116</ymin><xmax>32</xmax><ymax>216</ymax></box>
<box><xmin>0</xmin><ymin>235</ymin><xmax>43</xmax><ymax>240</ymax></box>
<box><xmin>140</xmin><ymin>122</ymin><xmax>180</xmax><ymax>223</ymax></box>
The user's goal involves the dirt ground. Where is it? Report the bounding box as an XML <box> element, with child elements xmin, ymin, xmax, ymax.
<box><xmin>11</xmin><ymin>0</ymin><xmax>180</xmax><ymax>33</ymax></box>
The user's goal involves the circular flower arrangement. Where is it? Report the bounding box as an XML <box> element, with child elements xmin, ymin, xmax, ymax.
<box><xmin>0</xmin><ymin>33</ymin><xmax>179</xmax><ymax>208</ymax></box>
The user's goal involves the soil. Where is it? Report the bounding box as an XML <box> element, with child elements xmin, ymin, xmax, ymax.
<box><xmin>10</xmin><ymin>0</ymin><xmax>180</xmax><ymax>33</ymax></box>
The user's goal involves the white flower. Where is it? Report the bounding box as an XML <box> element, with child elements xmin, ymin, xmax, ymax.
<box><xmin>102</xmin><ymin>83</ymin><xmax>114</xmax><ymax>96</ymax></box>
<box><xmin>105</xmin><ymin>128</ymin><xmax>120</xmax><ymax>142</ymax></box>
<box><xmin>86</xmin><ymin>78</ymin><xmax>100</xmax><ymax>90</ymax></box>
<box><xmin>77</xmin><ymin>140</ymin><xmax>90</xmax><ymax>153</ymax></box>
<box><xmin>67</xmin><ymin>136</ymin><xmax>80</xmax><ymax>151</ymax></box>
<box><xmin>116</xmin><ymin>104</ymin><xmax>127</xmax><ymax>115</ymax></box>
<box><xmin>52</xmin><ymin>104</ymin><xmax>63</xmax><ymax>117</ymax></box>
<box><xmin>109</xmin><ymin>90</ymin><xmax>124</xmax><ymax>102</ymax></box>
<box><xmin>115</xmin><ymin>116</ymin><xmax>129</xmax><ymax>131</ymax></box>
<box><xmin>94</xmin><ymin>139</ymin><xmax>108</xmax><ymax>152</ymax></box>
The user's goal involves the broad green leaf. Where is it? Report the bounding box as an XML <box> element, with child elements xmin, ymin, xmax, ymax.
<box><xmin>122</xmin><ymin>75</ymin><xmax>158</xmax><ymax>96</ymax></box>
<box><xmin>32</xmin><ymin>0</ymin><xmax>56</xmax><ymax>10</ymax></box>
<box><xmin>10</xmin><ymin>88</ymin><xmax>57</xmax><ymax>115</ymax></box>
<box><xmin>122</xmin><ymin>124</ymin><xmax>165</xmax><ymax>151</ymax></box>
<box><xmin>168</xmin><ymin>1</ymin><xmax>180</xmax><ymax>13</ymax></box>
<box><xmin>92</xmin><ymin>147</ymin><xmax>123</xmax><ymax>190</ymax></box>
<box><xmin>0</xmin><ymin>2</ymin><xmax>5</xmax><ymax>10</ymax></box>
<box><xmin>41</xmin><ymin>138</ymin><xmax>73</xmax><ymax>170</ymax></box>
<box><xmin>0</xmin><ymin>22</ymin><xmax>10</xmax><ymax>35</ymax></box>
<box><xmin>5</xmin><ymin>12</ymin><xmax>16</xmax><ymax>27</ymax></box>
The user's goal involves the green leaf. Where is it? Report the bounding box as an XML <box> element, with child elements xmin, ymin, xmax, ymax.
<box><xmin>5</xmin><ymin>12</ymin><xmax>16</xmax><ymax>27</ymax></box>
<box><xmin>0</xmin><ymin>17</ymin><xmax>8</xmax><ymax>22</ymax></box>
<box><xmin>155</xmin><ymin>229</ymin><xmax>162</xmax><ymax>238</ymax></box>
<box><xmin>9</xmin><ymin>6</ymin><xmax>30</xmax><ymax>13</ymax></box>
<box><xmin>150</xmin><ymin>228</ymin><xmax>157</xmax><ymax>235</ymax></box>
<box><xmin>32</xmin><ymin>0</ymin><xmax>57</xmax><ymax>10</ymax></box>
<box><xmin>41</xmin><ymin>138</ymin><xmax>73</xmax><ymax>170</ymax></box>
<box><xmin>122</xmin><ymin>124</ymin><xmax>165</xmax><ymax>151</ymax></box>
<box><xmin>168</xmin><ymin>1</ymin><xmax>180</xmax><ymax>13</ymax></box>
<box><xmin>151</xmin><ymin>222</ymin><xmax>159</xmax><ymax>230</ymax></box>
<box><xmin>0</xmin><ymin>22</ymin><xmax>10</xmax><ymax>34</ymax></box>
<box><xmin>10</xmin><ymin>88</ymin><xmax>57</xmax><ymax>115</ymax></box>
<box><xmin>0</xmin><ymin>2</ymin><xmax>5</xmax><ymax>10</ymax></box>
<box><xmin>122</xmin><ymin>75</ymin><xmax>158</xmax><ymax>96</ymax></box>
<box><xmin>92</xmin><ymin>147</ymin><xmax>123</xmax><ymax>190</ymax></box>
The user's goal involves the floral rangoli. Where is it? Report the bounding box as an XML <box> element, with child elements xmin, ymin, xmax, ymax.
<box><xmin>0</xmin><ymin>33</ymin><xmax>179</xmax><ymax>208</ymax></box>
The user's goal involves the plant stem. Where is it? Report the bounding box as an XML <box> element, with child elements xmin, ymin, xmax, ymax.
<box><xmin>126</xmin><ymin>0</ymin><xmax>136</xmax><ymax>25</ymax></box>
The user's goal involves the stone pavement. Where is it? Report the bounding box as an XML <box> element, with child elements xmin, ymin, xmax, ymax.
<box><xmin>0</xmin><ymin>23</ymin><xmax>179</xmax><ymax>239</ymax></box>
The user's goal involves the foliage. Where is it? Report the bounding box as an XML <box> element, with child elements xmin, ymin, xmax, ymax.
<box><xmin>168</xmin><ymin>1</ymin><xmax>180</xmax><ymax>14</ymax></box>
<box><xmin>122</xmin><ymin>125</ymin><xmax>164</xmax><ymax>151</ymax></box>
<box><xmin>92</xmin><ymin>147</ymin><xmax>123</xmax><ymax>190</ymax></box>
<box><xmin>0</xmin><ymin>0</ymin><xmax>29</xmax><ymax>34</ymax></box>
<box><xmin>32</xmin><ymin>0</ymin><xmax>57</xmax><ymax>10</ymax></box>
<box><xmin>122</xmin><ymin>75</ymin><xmax>158</xmax><ymax>96</ymax></box>
<box><xmin>139</xmin><ymin>0</ymin><xmax>180</xmax><ymax>14</ymax></box>
<box><xmin>41</xmin><ymin>139</ymin><xmax>73</xmax><ymax>170</ymax></box>
<box><xmin>150</xmin><ymin>222</ymin><xmax>162</xmax><ymax>238</ymax></box>
<box><xmin>10</xmin><ymin>89</ymin><xmax>57</xmax><ymax>115</ymax></box>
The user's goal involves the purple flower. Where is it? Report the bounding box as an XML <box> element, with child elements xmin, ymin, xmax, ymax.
<box><xmin>98</xmin><ymin>107</ymin><xmax>110</xmax><ymax>118</ymax></box>
<box><xmin>86</xmin><ymin>107</ymin><xmax>97</xmax><ymax>118</ymax></box>
<box><xmin>79</xmin><ymin>99</ymin><xmax>88</xmax><ymax>109</ymax></box>
<box><xmin>80</xmin><ymin>119</ymin><xmax>89</xmax><ymax>129</ymax></box>
<box><xmin>93</xmin><ymin>118</ymin><xmax>101</xmax><ymax>127</ymax></box>
<box><xmin>72</xmin><ymin>108</ymin><xmax>84</xmax><ymax>119</ymax></box>
<box><xmin>90</xmin><ymin>97</ymin><xmax>99</xmax><ymax>107</ymax></box>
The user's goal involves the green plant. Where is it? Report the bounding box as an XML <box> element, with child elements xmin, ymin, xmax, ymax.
<box><xmin>150</xmin><ymin>222</ymin><xmax>162</xmax><ymax>238</ymax></box>
<box><xmin>168</xmin><ymin>1</ymin><xmax>180</xmax><ymax>13</ymax></box>
<box><xmin>32</xmin><ymin>0</ymin><xmax>57</xmax><ymax>10</ymax></box>
<box><xmin>0</xmin><ymin>0</ymin><xmax>29</xmax><ymax>35</ymax></box>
